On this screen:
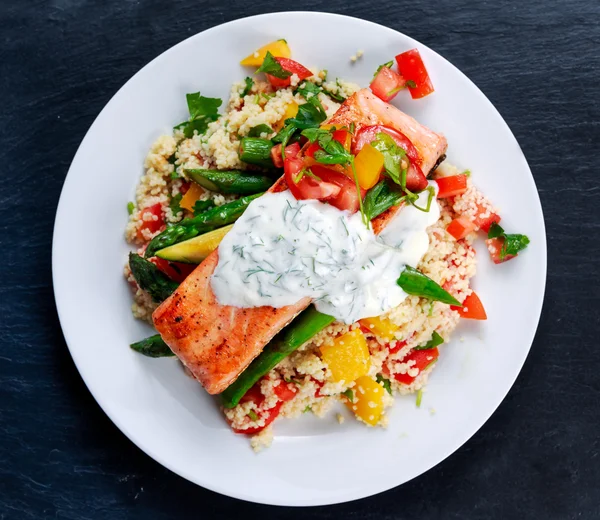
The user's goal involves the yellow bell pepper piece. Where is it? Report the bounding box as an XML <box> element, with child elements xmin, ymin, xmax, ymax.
<box><xmin>155</xmin><ymin>225</ymin><xmax>234</xmax><ymax>263</ymax></box>
<box><xmin>345</xmin><ymin>376</ymin><xmax>385</xmax><ymax>426</ymax></box>
<box><xmin>354</xmin><ymin>144</ymin><xmax>384</xmax><ymax>189</ymax></box>
<box><xmin>359</xmin><ymin>316</ymin><xmax>399</xmax><ymax>342</ymax></box>
<box><xmin>179</xmin><ymin>183</ymin><xmax>204</xmax><ymax>212</ymax></box>
<box><xmin>273</xmin><ymin>101</ymin><xmax>299</xmax><ymax>131</ymax></box>
<box><xmin>240</xmin><ymin>39</ymin><xmax>291</xmax><ymax>67</ymax></box>
<box><xmin>320</xmin><ymin>329</ymin><xmax>370</xmax><ymax>383</ymax></box>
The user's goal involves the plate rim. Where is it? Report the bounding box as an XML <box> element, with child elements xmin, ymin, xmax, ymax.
<box><xmin>52</xmin><ymin>10</ymin><xmax>547</xmax><ymax>506</ymax></box>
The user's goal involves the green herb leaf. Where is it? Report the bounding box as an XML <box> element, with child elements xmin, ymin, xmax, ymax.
<box><xmin>414</xmin><ymin>331</ymin><xmax>444</xmax><ymax>350</ymax></box>
<box><xmin>248</xmin><ymin>124</ymin><xmax>274</xmax><ymax>137</ymax></box>
<box><xmin>409</xmin><ymin>186</ymin><xmax>436</xmax><ymax>213</ymax></box>
<box><xmin>387</xmin><ymin>85</ymin><xmax>404</xmax><ymax>97</ymax></box>
<box><xmin>174</xmin><ymin>92</ymin><xmax>222</xmax><ymax>138</ymax></box>
<box><xmin>341</xmin><ymin>389</ymin><xmax>354</xmax><ymax>402</ymax></box>
<box><xmin>363</xmin><ymin>180</ymin><xmax>406</xmax><ymax>221</ymax></box>
<box><xmin>169</xmin><ymin>193</ymin><xmax>182</xmax><ymax>215</ymax></box>
<box><xmin>487</xmin><ymin>222</ymin><xmax>530</xmax><ymax>260</ymax></box>
<box><xmin>272</xmin><ymin>123</ymin><xmax>297</xmax><ymax>145</ymax></box>
<box><xmin>256</xmin><ymin>51</ymin><xmax>292</xmax><ymax>79</ymax></box>
<box><xmin>303</xmin><ymin>405</ymin><xmax>312</xmax><ymax>413</ymax></box>
<box><xmin>127</xmin><ymin>201</ymin><xmax>135</xmax><ymax>215</ymax></box>
<box><xmin>376</xmin><ymin>374</ymin><xmax>392</xmax><ymax>395</ymax></box>
<box><xmin>170</xmin><ymin>170</ymin><xmax>179</xmax><ymax>180</ymax></box>
<box><xmin>301</xmin><ymin>127</ymin><xmax>353</xmax><ymax>166</ymax></box>
<box><xmin>247</xmin><ymin>410</ymin><xmax>259</xmax><ymax>421</ymax></box>
<box><xmin>286</xmin><ymin>102</ymin><xmax>327</xmax><ymax>129</ymax></box>
<box><xmin>406</xmin><ymin>80</ymin><xmax>417</xmax><ymax>89</ymax></box>
<box><xmin>241</xmin><ymin>77</ymin><xmax>254</xmax><ymax>97</ymax></box>
<box><xmin>192</xmin><ymin>199</ymin><xmax>215</xmax><ymax>216</ymax></box>
<box><xmin>370</xmin><ymin>132</ymin><xmax>407</xmax><ymax>186</ymax></box>
<box><xmin>416</xmin><ymin>389</ymin><xmax>423</xmax><ymax>408</ymax></box>
<box><xmin>397</xmin><ymin>266</ymin><xmax>462</xmax><ymax>306</ymax></box>
<box><xmin>350</xmin><ymin>159</ymin><xmax>368</xmax><ymax>227</ymax></box>
<box><xmin>373</xmin><ymin>60</ymin><xmax>394</xmax><ymax>78</ymax></box>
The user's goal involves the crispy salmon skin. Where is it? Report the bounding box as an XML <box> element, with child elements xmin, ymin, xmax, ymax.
<box><xmin>153</xmin><ymin>88</ymin><xmax>447</xmax><ymax>394</ymax></box>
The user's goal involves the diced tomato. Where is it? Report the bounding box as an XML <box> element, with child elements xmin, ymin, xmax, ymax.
<box><xmin>266</xmin><ymin>57</ymin><xmax>313</xmax><ymax>88</ymax></box>
<box><xmin>239</xmin><ymin>382</ymin><xmax>265</xmax><ymax>405</ymax></box>
<box><xmin>352</xmin><ymin>125</ymin><xmax>427</xmax><ymax>192</ymax></box>
<box><xmin>446</xmin><ymin>216</ymin><xmax>476</xmax><ymax>240</ymax></box>
<box><xmin>284</xmin><ymin>158</ymin><xmax>341</xmax><ymax>201</ymax></box>
<box><xmin>473</xmin><ymin>207</ymin><xmax>501</xmax><ymax>233</ymax></box>
<box><xmin>387</xmin><ymin>339</ymin><xmax>408</xmax><ymax>354</ymax></box>
<box><xmin>436</xmin><ymin>175</ymin><xmax>468</xmax><ymax>198</ymax></box>
<box><xmin>395</xmin><ymin>49</ymin><xmax>434</xmax><ymax>99</ymax></box>
<box><xmin>136</xmin><ymin>203</ymin><xmax>164</xmax><ymax>240</ymax></box>
<box><xmin>312</xmin><ymin>379</ymin><xmax>325</xmax><ymax>398</ymax></box>
<box><xmin>486</xmin><ymin>237</ymin><xmax>516</xmax><ymax>264</ymax></box>
<box><xmin>451</xmin><ymin>291</ymin><xmax>487</xmax><ymax>320</ymax></box>
<box><xmin>151</xmin><ymin>257</ymin><xmax>196</xmax><ymax>283</ymax></box>
<box><xmin>232</xmin><ymin>401</ymin><xmax>283</xmax><ymax>435</ymax></box>
<box><xmin>270</xmin><ymin>142</ymin><xmax>301</xmax><ymax>168</ymax></box>
<box><xmin>311</xmin><ymin>165</ymin><xmax>366</xmax><ymax>213</ymax></box>
<box><xmin>304</xmin><ymin>141</ymin><xmax>321</xmax><ymax>159</ymax></box>
<box><xmin>273</xmin><ymin>381</ymin><xmax>297</xmax><ymax>402</ymax></box>
<box><xmin>370</xmin><ymin>67</ymin><xmax>406</xmax><ymax>102</ymax></box>
<box><xmin>393</xmin><ymin>347</ymin><xmax>440</xmax><ymax>385</ymax></box>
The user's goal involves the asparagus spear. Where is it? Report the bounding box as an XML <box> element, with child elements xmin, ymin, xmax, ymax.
<box><xmin>145</xmin><ymin>192</ymin><xmax>263</xmax><ymax>258</ymax></box>
<box><xmin>128</xmin><ymin>253</ymin><xmax>178</xmax><ymax>303</ymax></box>
<box><xmin>185</xmin><ymin>169</ymin><xmax>274</xmax><ymax>194</ymax></box>
<box><xmin>130</xmin><ymin>334</ymin><xmax>174</xmax><ymax>358</ymax></box>
<box><xmin>239</xmin><ymin>137</ymin><xmax>274</xmax><ymax>168</ymax></box>
<box><xmin>220</xmin><ymin>307</ymin><xmax>335</xmax><ymax>408</ymax></box>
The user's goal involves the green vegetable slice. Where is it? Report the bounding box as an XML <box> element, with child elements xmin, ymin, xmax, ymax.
<box><xmin>220</xmin><ymin>306</ymin><xmax>335</xmax><ymax>408</ymax></box>
<box><xmin>128</xmin><ymin>253</ymin><xmax>178</xmax><ymax>303</ymax></box>
<box><xmin>397</xmin><ymin>266</ymin><xmax>461</xmax><ymax>306</ymax></box>
<box><xmin>185</xmin><ymin>169</ymin><xmax>274</xmax><ymax>194</ymax></box>
<box><xmin>130</xmin><ymin>334</ymin><xmax>174</xmax><ymax>358</ymax></box>
<box><xmin>239</xmin><ymin>137</ymin><xmax>274</xmax><ymax>168</ymax></box>
<box><xmin>127</xmin><ymin>201</ymin><xmax>135</xmax><ymax>215</ymax></box>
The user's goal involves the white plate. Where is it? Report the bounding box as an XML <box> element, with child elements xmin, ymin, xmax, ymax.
<box><xmin>53</xmin><ymin>12</ymin><xmax>546</xmax><ymax>506</ymax></box>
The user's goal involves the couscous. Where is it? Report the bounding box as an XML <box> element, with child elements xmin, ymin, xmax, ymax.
<box><xmin>125</xmin><ymin>40</ymin><xmax>530</xmax><ymax>451</ymax></box>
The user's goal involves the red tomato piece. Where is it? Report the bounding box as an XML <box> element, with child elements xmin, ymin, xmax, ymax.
<box><xmin>393</xmin><ymin>347</ymin><xmax>440</xmax><ymax>385</ymax></box>
<box><xmin>352</xmin><ymin>125</ymin><xmax>427</xmax><ymax>192</ymax></box>
<box><xmin>451</xmin><ymin>292</ymin><xmax>487</xmax><ymax>320</ymax></box>
<box><xmin>370</xmin><ymin>67</ymin><xmax>406</xmax><ymax>102</ymax></box>
<box><xmin>446</xmin><ymin>216</ymin><xmax>477</xmax><ymax>240</ymax></box>
<box><xmin>395</xmin><ymin>49</ymin><xmax>434</xmax><ymax>99</ymax></box>
<box><xmin>151</xmin><ymin>257</ymin><xmax>196</xmax><ymax>283</ymax></box>
<box><xmin>273</xmin><ymin>381</ymin><xmax>297</xmax><ymax>402</ymax></box>
<box><xmin>137</xmin><ymin>203</ymin><xmax>164</xmax><ymax>240</ymax></box>
<box><xmin>436</xmin><ymin>175</ymin><xmax>468</xmax><ymax>198</ymax></box>
<box><xmin>311</xmin><ymin>165</ymin><xmax>366</xmax><ymax>213</ymax></box>
<box><xmin>270</xmin><ymin>142</ymin><xmax>301</xmax><ymax>168</ymax></box>
<box><xmin>387</xmin><ymin>339</ymin><xmax>408</xmax><ymax>354</ymax></box>
<box><xmin>266</xmin><ymin>57</ymin><xmax>313</xmax><ymax>88</ymax></box>
<box><xmin>232</xmin><ymin>401</ymin><xmax>283</xmax><ymax>435</ymax></box>
<box><xmin>284</xmin><ymin>158</ymin><xmax>341</xmax><ymax>201</ymax></box>
<box><xmin>474</xmin><ymin>207</ymin><xmax>501</xmax><ymax>233</ymax></box>
<box><xmin>486</xmin><ymin>237</ymin><xmax>517</xmax><ymax>264</ymax></box>
<box><xmin>304</xmin><ymin>141</ymin><xmax>321</xmax><ymax>159</ymax></box>
<box><xmin>239</xmin><ymin>382</ymin><xmax>265</xmax><ymax>405</ymax></box>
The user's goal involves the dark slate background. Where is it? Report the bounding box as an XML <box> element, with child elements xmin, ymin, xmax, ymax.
<box><xmin>1</xmin><ymin>0</ymin><xmax>599</xmax><ymax>518</ymax></box>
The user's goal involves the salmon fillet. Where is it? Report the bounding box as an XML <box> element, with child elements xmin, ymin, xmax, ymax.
<box><xmin>153</xmin><ymin>88</ymin><xmax>448</xmax><ymax>394</ymax></box>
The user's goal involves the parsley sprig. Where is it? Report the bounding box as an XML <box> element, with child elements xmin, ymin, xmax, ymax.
<box><xmin>256</xmin><ymin>51</ymin><xmax>291</xmax><ymax>79</ymax></box>
<box><xmin>174</xmin><ymin>92</ymin><xmax>222</xmax><ymax>138</ymax></box>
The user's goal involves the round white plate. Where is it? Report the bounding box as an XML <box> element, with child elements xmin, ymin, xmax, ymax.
<box><xmin>53</xmin><ymin>12</ymin><xmax>546</xmax><ymax>506</ymax></box>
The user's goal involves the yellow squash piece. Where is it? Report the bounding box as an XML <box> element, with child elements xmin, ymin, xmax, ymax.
<box><xmin>320</xmin><ymin>329</ymin><xmax>370</xmax><ymax>383</ymax></box>
<box><xmin>345</xmin><ymin>376</ymin><xmax>385</xmax><ymax>426</ymax></box>
<box><xmin>359</xmin><ymin>316</ymin><xmax>399</xmax><ymax>342</ymax></box>
<box><xmin>180</xmin><ymin>183</ymin><xmax>204</xmax><ymax>212</ymax></box>
<box><xmin>273</xmin><ymin>101</ymin><xmax>299</xmax><ymax>131</ymax></box>
<box><xmin>354</xmin><ymin>144</ymin><xmax>384</xmax><ymax>190</ymax></box>
<box><xmin>155</xmin><ymin>225</ymin><xmax>234</xmax><ymax>263</ymax></box>
<box><xmin>240</xmin><ymin>39</ymin><xmax>291</xmax><ymax>67</ymax></box>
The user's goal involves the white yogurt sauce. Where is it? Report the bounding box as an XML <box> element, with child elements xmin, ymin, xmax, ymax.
<box><xmin>211</xmin><ymin>183</ymin><xmax>440</xmax><ymax>324</ymax></box>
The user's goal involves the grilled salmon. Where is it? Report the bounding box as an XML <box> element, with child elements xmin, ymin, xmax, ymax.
<box><xmin>153</xmin><ymin>88</ymin><xmax>447</xmax><ymax>394</ymax></box>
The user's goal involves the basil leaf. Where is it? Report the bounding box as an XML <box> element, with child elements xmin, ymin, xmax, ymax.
<box><xmin>256</xmin><ymin>51</ymin><xmax>292</xmax><ymax>79</ymax></box>
<box><xmin>376</xmin><ymin>374</ymin><xmax>392</xmax><ymax>395</ymax></box>
<box><xmin>397</xmin><ymin>266</ymin><xmax>461</xmax><ymax>306</ymax></box>
<box><xmin>487</xmin><ymin>222</ymin><xmax>505</xmax><ymax>239</ymax></box>
<box><xmin>192</xmin><ymin>199</ymin><xmax>215</xmax><ymax>216</ymax></box>
<box><xmin>370</xmin><ymin>132</ymin><xmax>406</xmax><ymax>186</ymax></box>
<box><xmin>502</xmin><ymin>233</ymin><xmax>530</xmax><ymax>259</ymax></box>
<box><xmin>363</xmin><ymin>180</ymin><xmax>406</xmax><ymax>221</ymax></box>
<box><xmin>248</xmin><ymin>124</ymin><xmax>274</xmax><ymax>137</ymax></box>
<box><xmin>414</xmin><ymin>331</ymin><xmax>444</xmax><ymax>350</ymax></box>
<box><xmin>241</xmin><ymin>77</ymin><xmax>254</xmax><ymax>97</ymax></box>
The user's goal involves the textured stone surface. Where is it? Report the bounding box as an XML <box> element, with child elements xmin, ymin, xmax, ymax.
<box><xmin>1</xmin><ymin>0</ymin><xmax>599</xmax><ymax>518</ymax></box>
